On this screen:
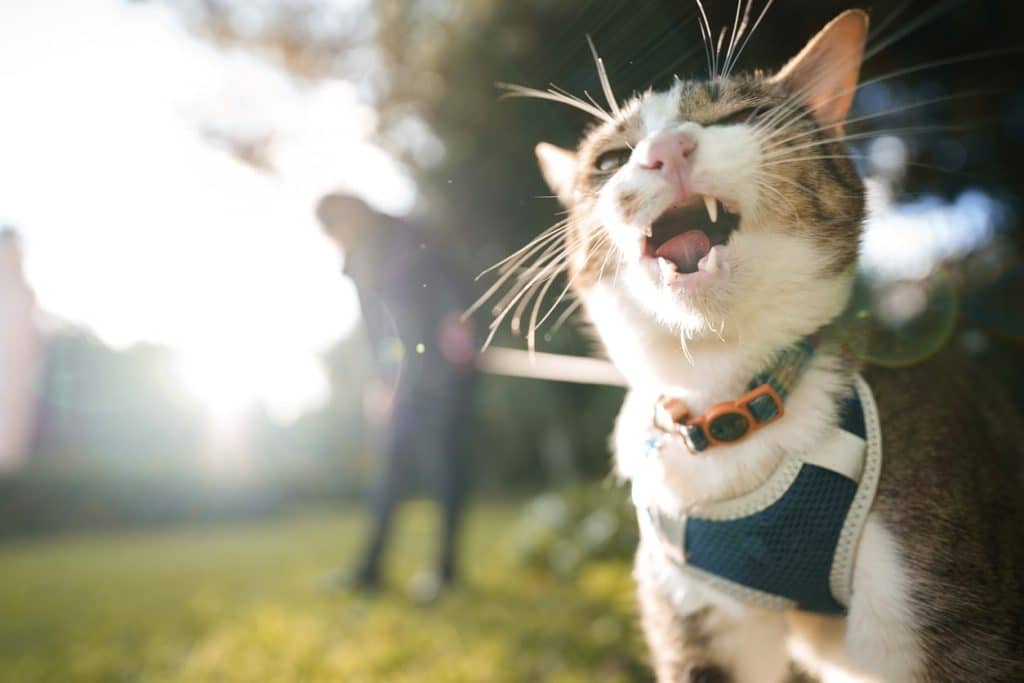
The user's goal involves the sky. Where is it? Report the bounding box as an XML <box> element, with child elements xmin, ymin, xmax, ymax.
<box><xmin>0</xmin><ymin>0</ymin><xmax>415</xmax><ymax>422</ymax></box>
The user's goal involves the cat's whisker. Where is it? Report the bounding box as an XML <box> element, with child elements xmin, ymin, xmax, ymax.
<box><xmin>533</xmin><ymin>276</ymin><xmax>580</xmax><ymax>341</ymax></box>
<box><xmin>488</xmin><ymin>265</ymin><xmax>567</xmax><ymax>347</ymax></box>
<box><xmin>550</xmin><ymin>83</ymin><xmax>613</xmax><ymax>120</ymax></box>
<box><xmin>751</xmin><ymin>177</ymin><xmax>802</xmax><ymax>220</ymax></box>
<box><xmin>583</xmin><ymin>91</ymin><xmax>608</xmax><ymax>117</ymax></box>
<box><xmin>587</xmin><ymin>35</ymin><xmax>621</xmax><ymax>119</ymax></box>
<box><xmin>494</xmin><ymin>226</ymin><xmax>573</xmax><ymax>274</ymax></box>
<box><xmin>490</xmin><ymin>243</ymin><xmax>570</xmax><ymax>324</ymax></box>
<box><xmin>761</xmin><ymin>154</ymin><xmax>865</xmax><ymax>167</ymax></box>
<box><xmin>476</xmin><ymin>220</ymin><xmax>571</xmax><ymax>280</ymax></box>
<box><xmin>865</xmin><ymin>0</ymin><xmax>915</xmax><ymax>50</ymax></box>
<box><xmin>524</xmin><ymin>237</ymin><xmax>595</xmax><ymax>349</ymax></box>
<box><xmin>521</xmin><ymin>232</ymin><xmax>610</xmax><ymax>346</ymax></box>
<box><xmin>861</xmin><ymin>0</ymin><xmax>966</xmax><ymax>67</ymax></box>
<box><xmin>512</xmin><ymin>269</ymin><xmax>555</xmax><ymax>338</ymax></box>
<box><xmin>495</xmin><ymin>240</ymin><xmax>568</xmax><ymax>304</ymax></box>
<box><xmin>762</xmin><ymin>123</ymin><xmax>974</xmax><ymax>160</ymax></box>
<box><xmin>763</xmin><ymin>155</ymin><xmax>961</xmax><ymax>178</ymax></box>
<box><xmin>759</xmin><ymin>88</ymin><xmax>1003</xmax><ymax>153</ymax></box>
<box><xmin>755</xmin><ymin>0</ymin><xmax>976</xmax><ymax>137</ymax></box>
<box><xmin>498</xmin><ymin>83</ymin><xmax>613</xmax><ymax>123</ymax></box>
<box><xmin>721</xmin><ymin>0</ymin><xmax>750</xmax><ymax>82</ymax></box>
<box><xmin>549</xmin><ymin>297</ymin><xmax>583</xmax><ymax>336</ymax></box>
<box><xmin>754</xmin><ymin>170</ymin><xmax>861</xmax><ymax>204</ymax></box>
<box><xmin>527</xmin><ymin>246</ymin><xmax>600</xmax><ymax>350</ymax></box>
<box><xmin>755</xmin><ymin>45</ymin><xmax>1017</xmax><ymax>144</ymax></box>
<box><xmin>528</xmin><ymin>232</ymin><xmax>613</xmax><ymax>348</ymax></box>
<box><xmin>751</xmin><ymin>2</ymin><xmax>967</xmax><ymax>136</ymax></box>
<box><xmin>470</xmin><ymin>233</ymin><xmax>570</xmax><ymax>320</ymax></box>
<box><xmin>749</xmin><ymin>0</ymin><xmax>954</xmax><ymax>137</ymax></box>
<box><xmin>505</xmin><ymin>260</ymin><xmax>570</xmax><ymax>343</ymax></box>
<box><xmin>463</xmin><ymin>224</ymin><xmax>574</xmax><ymax>321</ymax></box>
<box><xmin>693</xmin><ymin>0</ymin><xmax>724</xmax><ymax>81</ymax></box>
<box><xmin>721</xmin><ymin>0</ymin><xmax>774</xmax><ymax>80</ymax></box>
<box><xmin>715</xmin><ymin>26</ymin><xmax>729</xmax><ymax>81</ymax></box>
<box><xmin>593</xmin><ymin>234</ymin><xmax>619</xmax><ymax>288</ymax></box>
<box><xmin>525</xmin><ymin>270</ymin><xmax>565</xmax><ymax>351</ymax></box>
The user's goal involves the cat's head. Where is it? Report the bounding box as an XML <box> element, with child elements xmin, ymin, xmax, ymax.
<box><xmin>535</xmin><ymin>10</ymin><xmax>869</xmax><ymax>348</ymax></box>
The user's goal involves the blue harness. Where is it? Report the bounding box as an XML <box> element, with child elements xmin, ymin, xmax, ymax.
<box><xmin>639</xmin><ymin>377</ymin><xmax>882</xmax><ymax>615</ymax></box>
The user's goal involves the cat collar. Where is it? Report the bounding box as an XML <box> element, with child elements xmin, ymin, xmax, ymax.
<box><xmin>651</xmin><ymin>338</ymin><xmax>818</xmax><ymax>454</ymax></box>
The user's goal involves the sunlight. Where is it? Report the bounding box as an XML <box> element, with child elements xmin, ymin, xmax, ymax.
<box><xmin>176</xmin><ymin>347</ymin><xmax>335</xmax><ymax>424</ymax></box>
<box><xmin>176</xmin><ymin>354</ymin><xmax>259</xmax><ymax>424</ymax></box>
<box><xmin>0</xmin><ymin>0</ymin><xmax>414</xmax><ymax>429</ymax></box>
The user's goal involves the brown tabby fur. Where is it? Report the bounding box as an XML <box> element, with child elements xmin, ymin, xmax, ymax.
<box><xmin>865</xmin><ymin>356</ymin><xmax>1024</xmax><ymax>680</ymax></box>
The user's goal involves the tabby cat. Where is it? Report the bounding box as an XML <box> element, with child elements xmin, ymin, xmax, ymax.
<box><xmin>520</xmin><ymin>9</ymin><xmax>1024</xmax><ymax>682</ymax></box>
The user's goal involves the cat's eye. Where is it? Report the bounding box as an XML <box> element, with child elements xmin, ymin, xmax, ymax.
<box><xmin>716</xmin><ymin>105</ymin><xmax>768</xmax><ymax>126</ymax></box>
<box><xmin>594</xmin><ymin>148</ymin><xmax>631</xmax><ymax>173</ymax></box>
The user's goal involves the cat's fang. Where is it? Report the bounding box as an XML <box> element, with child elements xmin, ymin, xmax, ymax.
<box><xmin>658</xmin><ymin>257</ymin><xmax>677</xmax><ymax>281</ymax></box>
<box><xmin>703</xmin><ymin>195</ymin><xmax>718</xmax><ymax>224</ymax></box>
<box><xmin>702</xmin><ymin>246</ymin><xmax>720</xmax><ymax>273</ymax></box>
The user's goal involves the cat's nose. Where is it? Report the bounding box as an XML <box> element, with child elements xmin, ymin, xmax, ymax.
<box><xmin>635</xmin><ymin>130</ymin><xmax>698</xmax><ymax>178</ymax></box>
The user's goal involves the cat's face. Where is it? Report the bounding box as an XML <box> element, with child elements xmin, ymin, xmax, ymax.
<box><xmin>536</xmin><ymin>10</ymin><xmax>868</xmax><ymax>345</ymax></box>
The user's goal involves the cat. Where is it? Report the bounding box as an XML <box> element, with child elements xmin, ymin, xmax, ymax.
<box><xmin>516</xmin><ymin>8</ymin><xmax>1024</xmax><ymax>683</ymax></box>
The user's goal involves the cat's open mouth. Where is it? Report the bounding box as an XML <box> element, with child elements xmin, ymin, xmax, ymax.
<box><xmin>642</xmin><ymin>197</ymin><xmax>740</xmax><ymax>279</ymax></box>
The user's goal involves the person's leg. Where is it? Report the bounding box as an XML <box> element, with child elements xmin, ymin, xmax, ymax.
<box><xmin>354</xmin><ymin>469</ymin><xmax>399</xmax><ymax>585</ymax></box>
<box><xmin>435</xmin><ymin>375</ymin><xmax>476</xmax><ymax>584</ymax></box>
<box><xmin>355</xmin><ymin>398</ymin><xmax>417</xmax><ymax>585</ymax></box>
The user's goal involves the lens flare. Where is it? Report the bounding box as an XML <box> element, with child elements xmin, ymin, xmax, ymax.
<box><xmin>836</xmin><ymin>268</ymin><xmax>958</xmax><ymax>368</ymax></box>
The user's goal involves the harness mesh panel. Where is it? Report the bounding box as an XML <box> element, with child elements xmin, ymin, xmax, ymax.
<box><xmin>685</xmin><ymin>465</ymin><xmax>857</xmax><ymax>615</ymax></box>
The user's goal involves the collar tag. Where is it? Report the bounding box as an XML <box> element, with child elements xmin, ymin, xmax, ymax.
<box><xmin>654</xmin><ymin>383</ymin><xmax>785</xmax><ymax>454</ymax></box>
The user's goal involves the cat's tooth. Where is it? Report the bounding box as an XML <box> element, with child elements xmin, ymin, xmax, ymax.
<box><xmin>705</xmin><ymin>246</ymin><xmax>720</xmax><ymax>273</ymax></box>
<box><xmin>703</xmin><ymin>195</ymin><xmax>718</xmax><ymax>223</ymax></box>
<box><xmin>657</xmin><ymin>257</ymin><xmax>677</xmax><ymax>282</ymax></box>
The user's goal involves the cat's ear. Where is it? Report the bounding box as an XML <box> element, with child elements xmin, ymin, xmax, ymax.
<box><xmin>535</xmin><ymin>142</ymin><xmax>577</xmax><ymax>206</ymax></box>
<box><xmin>769</xmin><ymin>9</ymin><xmax>869</xmax><ymax>134</ymax></box>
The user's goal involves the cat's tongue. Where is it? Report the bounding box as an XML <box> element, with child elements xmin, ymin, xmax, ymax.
<box><xmin>655</xmin><ymin>230</ymin><xmax>711</xmax><ymax>273</ymax></box>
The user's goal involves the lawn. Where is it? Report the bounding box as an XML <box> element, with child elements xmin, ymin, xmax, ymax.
<box><xmin>0</xmin><ymin>501</ymin><xmax>651</xmax><ymax>682</ymax></box>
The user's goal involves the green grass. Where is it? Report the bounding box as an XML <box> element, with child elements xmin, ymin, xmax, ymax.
<box><xmin>0</xmin><ymin>502</ymin><xmax>651</xmax><ymax>682</ymax></box>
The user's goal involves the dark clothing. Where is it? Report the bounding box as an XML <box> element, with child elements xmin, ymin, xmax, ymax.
<box><xmin>346</xmin><ymin>219</ymin><xmax>476</xmax><ymax>583</ymax></box>
<box><xmin>362</xmin><ymin>380</ymin><xmax>474</xmax><ymax>581</ymax></box>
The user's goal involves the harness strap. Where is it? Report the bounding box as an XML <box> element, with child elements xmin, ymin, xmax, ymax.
<box><xmin>640</xmin><ymin>376</ymin><xmax>883</xmax><ymax>615</ymax></box>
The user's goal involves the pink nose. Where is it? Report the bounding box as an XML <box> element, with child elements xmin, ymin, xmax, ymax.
<box><xmin>636</xmin><ymin>130</ymin><xmax>697</xmax><ymax>179</ymax></box>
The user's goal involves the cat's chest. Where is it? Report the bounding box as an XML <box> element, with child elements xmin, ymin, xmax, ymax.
<box><xmin>630</xmin><ymin>377</ymin><xmax>881</xmax><ymax>617</ymax></box>
<box><xmin>619</xmin><ymin>367</ymin><xmax>854</xmax><ymax>509</ymax></box>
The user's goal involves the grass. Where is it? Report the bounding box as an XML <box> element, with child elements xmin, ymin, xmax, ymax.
<box><xmin>0</xmin><ymin>501</ymin><xmax>651</xmax><ymax>682</ymax></box>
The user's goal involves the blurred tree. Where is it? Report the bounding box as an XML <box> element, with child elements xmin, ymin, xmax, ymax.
<box><xmin>159</xmin><ymin>0</ymin><xmax>1024</xmax><ymax>482</ymax></box>
<box><xmin>162</xmin><ymin>0</ymin><xmax>1024</xmax><ymax>320</ymax></box>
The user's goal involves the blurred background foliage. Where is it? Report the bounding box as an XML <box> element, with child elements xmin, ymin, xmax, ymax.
<box><xmin>3</xmin><ymin>0</ymin><xmax>1024</xmax><ymax>550</ymax></box>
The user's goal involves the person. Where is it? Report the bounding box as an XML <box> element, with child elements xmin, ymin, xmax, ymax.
<box><xmin>316</xmin><ymin>194</ymin><xmax>477</xmax><ymax>595</ymax></box>
<box><xmin>0</xmin><ymin>227</ymin><xmax>43</xmax><ymax>474</ymax></box>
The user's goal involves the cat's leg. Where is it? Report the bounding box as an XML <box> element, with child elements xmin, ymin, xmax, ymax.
<box><xmin>788</xmin><ymin>515</ymin><xmax>923</xmax><ymax>682</ymax></box>
<box><xmin>842</xmin><ymin>515</ymin><xmax>923</xmax><ymax>681</ymax></box>
<box><xmin>635</xmin><ymin>544</ymin><xmax>791</xmax><ymax>683</ymax></box>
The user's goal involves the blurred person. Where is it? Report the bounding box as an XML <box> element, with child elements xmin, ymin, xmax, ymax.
<box><xmin>317</xmin><ymin>194</ymin><xmax>478</xmax><ymax>596</ymax></box>
<box><xmin>0</xmin><ymin>227</ymin><xmax>42</xmax><ymax>474</ymax></box>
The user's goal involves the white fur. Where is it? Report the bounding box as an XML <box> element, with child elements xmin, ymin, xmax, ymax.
<box><xmin>597</xmin><ymin>92</ymin><xmax>846</xmax><ymax>343</ymax></box>
<box><xmin>788</xmin><ymin>517</ymin><xmax>923</xmax><ymax>682</ymax></box>
<box><xmin>587</xmin><ymin>94</ymin><xmax>925</xmax><ymax>680</ymax></box>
